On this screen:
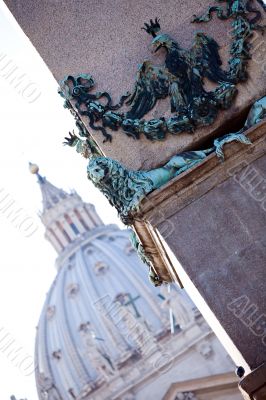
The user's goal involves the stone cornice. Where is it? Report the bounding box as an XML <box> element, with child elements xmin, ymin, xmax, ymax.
<box><xmin>163</xmin><ymin>371</ymin><xmax>239</xmax><ymax>400</ymax></box>
<box><xmin>55</xmin><ymin>224</ymin><xmax>119</xmax><ymax>267</ymax></box>
<box><xmin>132</xmin><ymin>121</ymin><xmax>266</xmax><ymax>284</ymax></box>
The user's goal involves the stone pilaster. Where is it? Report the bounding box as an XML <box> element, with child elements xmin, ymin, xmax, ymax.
<box><xmin>239</xmin><ymin>363</ymin><xmax>266</xmax><ymax>400</ymax></box>
<box><xmin>132</xmin><ymin>121</ymin><xmax>266</xmax><ymax>379</ymax></box>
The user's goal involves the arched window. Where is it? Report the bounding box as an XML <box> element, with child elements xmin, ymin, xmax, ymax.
<box><xmin>56</xmin><ymin>221</ymin><xmax>71</xmax><ymax>243</ymax></box>
<box><xmin>74</xmin><ymin>209</ymin><xmax>89</xmax><ymax>230</ymax></box>
<box><xmin>64</xmin><ymin>213</ymin><xmax>79</xmax><ymax>235</ymax></box>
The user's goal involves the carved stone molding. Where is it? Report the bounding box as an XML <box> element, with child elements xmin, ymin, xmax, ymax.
<box><xmin>175</xmin><ymin>391</ymin><xmax>197</xmax><ymax>400</ymax></box>
<box><xmin>239</xmin><ymin>362</ymin><xmax>266</xmax><ymax>400</ymax></box>
<box><xmin>196</xmin><ymin>342</ymin><xmax>213</xmax><ymax>360</ymax></box>
<box><xmin>131</xmin><ymin>120</ymin><xmax>266</xmax><ymax>285</ymax></box>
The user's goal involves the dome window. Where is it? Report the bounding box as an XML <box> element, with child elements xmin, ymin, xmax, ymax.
<box><xmin>51</xmin><ymin>196</ymin><xmax>59</xmax><ymax>204</ymax></box>
<box><xmin>65</xmin><ymin>213</ymin><xmax>80</xmax><ymax>235</ymax></box>
<box><xmin>46</xmin><ymin>305</ymin><xmax>56</xmax><ymax>320</ymax></box>
<box><xmin>74</xmin><ymin>209</ymin><xmax>89</xmax><ymax>230</ymax></box>
<box><xmin>67</xmin><ymin>283</ymin><xmax>80</xmax><ymax>298</ymax></box>
<box><xmin>56</xmin><ymin>221</ymin><xmax>71</xmax><ymax>243</ymax></box>
<box><xmin>79</xmin><ymin>321</ymin><xmax>91</xmax><ymax>333</ymax></box>
<box><xmin>86</xmin><ymin>246</ymin><xmax>94</xmax><ymax>255</ymax></box>
<box><xmin>94</xmin><ymin>261</ymin><xmax>109</xmax><ymax>276</ymax></box>
<box><xmin>52</xmin><ymin>350</ymin><xmax>62</xmax><ymax>360</ymax></box>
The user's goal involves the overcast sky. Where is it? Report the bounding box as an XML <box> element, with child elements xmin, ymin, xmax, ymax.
<box><xmin>0</xmin><ymin>2</ymin><xmax>122</xmax><ymax>398</ymax></box>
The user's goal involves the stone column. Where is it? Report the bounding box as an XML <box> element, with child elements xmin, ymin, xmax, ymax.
<box><xmin>239</xmin><ymin>363</ymin><xmax>266</xmax><ymax>400</ymax></box>
<box><xmin>133</xmin><ymin>122</ymin><xmax>266</xmax><ymax>399</ymax></box>
<box><xmin>51</xmin><ymin>222</ymin><xmax>69</xmax><ymax>248</ymax></box>
<box><xmin>83</xmin><ymin>205</ymin><xmax>100</xmax><ymax>229</ymax></box>
<box><xmin>45</xmin><ymin>229</ymin><xmax>63</xmax><ymax>253</ymax></box>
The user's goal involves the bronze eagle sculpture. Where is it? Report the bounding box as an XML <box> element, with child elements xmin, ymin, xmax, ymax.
<box><xmin>126</xmin><ymin>19</ymin><xmax>236</xmax><ymax>121</ymax></box>
<box><xmin>59</xmin><ymin>0</ymin><xmax>265</xmax><ymax>142</ymax></box>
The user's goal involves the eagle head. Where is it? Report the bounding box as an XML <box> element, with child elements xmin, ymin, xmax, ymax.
<box><xmin>151</xmin><ymin>34</ymin><xmax>176</xmax><ymax>53</ymax></box>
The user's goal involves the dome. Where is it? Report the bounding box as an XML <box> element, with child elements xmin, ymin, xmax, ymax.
<box><xmin>33</xmin><ymin>168</ymin><xmax>239</xmax><ymax>400</ymax></box>
<box><xmin>35</xmin><ymin>225</ymin><xmax>178</xmax><ymax>399</ymax></box>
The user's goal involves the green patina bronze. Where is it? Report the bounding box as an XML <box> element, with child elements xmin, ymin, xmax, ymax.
<box><xmin>86</xmin><ymin>150</ymin><xmax>213</xmax><ymax>223</ymax></box>
<box><xmin>63</xmin><ymin>92</ymin><xmax>265</xmax><ymax>285</ymax></box>
<box><xmin>61</xmin><ymin>98</ymin><xmax>103</xmax><ymax>157</ymax></box>
<box><xmin>192</xmin><ymin>0</ymin><xmax>265</xmax><ymax>82</ymax></box>
<box><xmin>84</xmin><ymin>132</ymin><xmax>252</xmax><ymax>222</ymax></box>
<box><xmin>59</xmin><ymin>0</ymin><xmax>265</xmax><ymax>143</ymax></box>
<box><xmin>65</xmin><ymin>95</ymin><xmax>266</xmax><ymax>224</ymax></box>
<box><xmin>60</xmin><ymin>0</ymin><xmax>266</xmax><ymax>285</ymax></box>
<box><xmin>214</xmin><ymin>95</ymin><xmax>266</xmax><ymax>158</ymax></box>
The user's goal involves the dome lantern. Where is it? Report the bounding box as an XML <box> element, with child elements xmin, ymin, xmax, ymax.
<box><xmin>30</xmin><ymin>164</ymin><xmax>103</xmax><ymax>256</ymax></box>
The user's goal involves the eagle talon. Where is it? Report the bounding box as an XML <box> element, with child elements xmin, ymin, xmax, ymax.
<box><xmin>142</xmin><ymin>18</ymin><xmax>161</xmax><ymax>37</ymax></box>
<box><xmin>63</xmin><ymin>131</ymin><xmax>78</xmax><ymax>146</ymax></box>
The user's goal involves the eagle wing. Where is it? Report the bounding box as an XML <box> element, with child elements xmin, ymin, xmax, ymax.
<box><xmin>190</xmin><ymin>32</ymin><xmax>231</xmax><ymax>83</ymax></box>
<box><xmin>126</xmin><ymin>61</ymin><xmax>170</xmax><ymax>119</ymax></box>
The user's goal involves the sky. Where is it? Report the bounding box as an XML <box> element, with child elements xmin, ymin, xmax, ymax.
<box><xmin>0</xmin><ymin>2</ymin><xmax>121</xmax><ymax>399</ymax></box>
